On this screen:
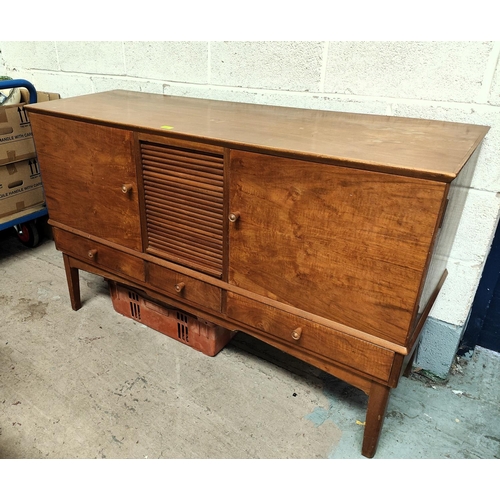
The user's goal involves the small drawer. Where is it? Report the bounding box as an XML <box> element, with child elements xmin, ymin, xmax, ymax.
<box><xmin>147</xmin><ymin>262</ymin><xmax>222</xmax><ymax>313</ymax></box>
<box><xmin>53</xmin><ymin>228</ymin><xmax>145</xmax><ymax>282</ymax></box>
<box><xmin>226</xmin><ymin>292</ymin><xmax>395</xmax><ymax>382</ymax></box>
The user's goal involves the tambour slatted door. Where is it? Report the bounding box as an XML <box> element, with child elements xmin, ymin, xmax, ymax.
<box><xmin>139</xmin><ymin>139</ymin><xmax>225</xmax><ymax>277</ymax></box>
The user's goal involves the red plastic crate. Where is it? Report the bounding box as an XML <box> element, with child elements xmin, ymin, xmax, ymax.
<box><xmin>108</xmin><ymin>281</ymin><xmax>235</xmax><ymax>356</ymax></box>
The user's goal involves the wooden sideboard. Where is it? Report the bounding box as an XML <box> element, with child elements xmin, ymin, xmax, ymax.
<box><xmin>26</xmin><ymin>91</ymin><xmax>489</xmax><ymax>457</ymax></box>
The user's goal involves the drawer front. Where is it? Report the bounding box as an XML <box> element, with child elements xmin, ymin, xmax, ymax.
<box><xmin>226</xmin><ymin>292</ymin><xmax>395</xmax><ymax>381</ymax></box>
<box><xmin>147</xmin><ymin>262</ymin><xmax>222</xmax><ymax>313</ymax></box>
<box><xmin>54</xmin><ymin>228</ymin><xmax>145</xmax><ymax>282</ymax></box>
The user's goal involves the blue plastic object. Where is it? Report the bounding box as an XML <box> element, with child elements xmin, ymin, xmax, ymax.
<box><xmin>0</xmin><ymin>78</ymin><xmax>37</xmax><ymax>103</ymax></box>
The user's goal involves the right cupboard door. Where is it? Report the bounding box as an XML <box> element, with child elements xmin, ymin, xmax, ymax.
<box><xmin>228</xmin><ymin>150</ymin><xmax>447</xmax><ymax>345</ymax></box>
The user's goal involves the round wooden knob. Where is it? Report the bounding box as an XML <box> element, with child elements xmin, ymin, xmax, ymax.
<box><xmin>291</xmin><ymin>327</ymin><xmax>302</xmax><ymax>341</ymax></box>
<box><xmin>229</xmin><ymin>212</ymin><xmax>240</xmax><ymax>223</ymax></box>
<box><xmin>87</xmin><ymin>248</ymin><xmax>98</xmax><ymax>259</ymax></box>
<box><xmin>121</xmin><ymin>183</ymin><xmax>133</xmax><ymax>194</ymax></box>
<box><xmin>175</xmin><ymin>282</ymin><xmax>185</xmax><ymax>293</ymax></box>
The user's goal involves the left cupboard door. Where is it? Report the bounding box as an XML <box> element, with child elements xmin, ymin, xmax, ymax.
<box><xmin>30</xmin><ymin>114</ymin><xmax>143</xmax><ymax>251</ymax></box>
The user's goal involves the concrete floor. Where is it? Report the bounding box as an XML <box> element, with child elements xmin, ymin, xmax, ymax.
<box><xmin>1</xmin><ymin>227</ymin><xmax>499</xmax><ymax>460</ymax></box>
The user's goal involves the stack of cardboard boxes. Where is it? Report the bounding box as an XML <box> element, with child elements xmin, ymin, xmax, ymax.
<box><xmin>0</xmin><ymin>89</ymin><xmax>60</xmax><ymax>224</ymax></box>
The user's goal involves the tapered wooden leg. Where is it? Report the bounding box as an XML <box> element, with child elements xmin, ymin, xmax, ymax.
<box><xmin>63</xmin><ymin>254</ymin><xmax>81</xmax><ymax>311</ymax></box>
<box><xmin>362</xmin><ymin>382</ymin><xmax>391</xmax><ymax>458</ymax></box>
<box><xmin>403</xmin><ymin>348</ymin><xmax>418</xmax><ymax>378</ymax></box>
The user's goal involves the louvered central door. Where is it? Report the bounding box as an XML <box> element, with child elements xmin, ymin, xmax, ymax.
<box><xmin>140</xmin><ymin>140</ymin><xmax>225</xmax><ymax>278</ymax></box>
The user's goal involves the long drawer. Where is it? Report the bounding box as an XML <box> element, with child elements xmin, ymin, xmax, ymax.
<box><xmin>147</xmin><ymin>262</ymin><xmax>222</xmax><ymax>313</ymax></box>
<box><xmin>53</xmin><ymin>228</ymin><xmax>145</xmax><ymax>282</ymax></box>
<box><xmin>226</xmin><ymin>292</ymin><xmax>395</xmax><ymax>382</ymax></box>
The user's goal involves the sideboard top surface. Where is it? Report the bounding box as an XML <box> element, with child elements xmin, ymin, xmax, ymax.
<box><xmin>26</xmin><ymin>90</ymin><xmax>490</xmax><ymax>181</ymax></box>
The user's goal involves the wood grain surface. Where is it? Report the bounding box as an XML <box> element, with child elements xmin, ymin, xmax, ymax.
<box><xmin>29</xmin><ymin>114</ymin><xmax>143</xmax><ymax>251</ymax></box>
<box><xmin>229</xmin><ymin>150</ymin><xmax>447</xmax><ymax>344</ymax></box>
<box><xmin>27</xmin><ymin>90</ymin><xmax>489</xmax><ymax>181</ymax></box>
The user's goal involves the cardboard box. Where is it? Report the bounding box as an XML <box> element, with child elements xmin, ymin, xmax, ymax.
<box><xmin>20</xmin><ymin>89</ymin><xmax>60</xmax><ymax>104</ymax></box>
<box><xmin>0</xmin><ymin>90</ymin><xmax>60</xmax><ymax>166</ymax></box>
<box><xmin>0</xmin><ymin>158</ymin><xmax>45</xmax><ymax>219</ymax></box>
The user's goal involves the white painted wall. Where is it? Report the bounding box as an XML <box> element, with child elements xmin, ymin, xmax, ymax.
<box><xmin>1</xmin><ymin>41</ymin><xmax>499</xmax><ymax>375</ymax></box>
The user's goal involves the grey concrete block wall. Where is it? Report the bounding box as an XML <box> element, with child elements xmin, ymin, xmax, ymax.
<box><xmin>416</xmin><ymin>318</ymin><xmax>465</xmax><ymax>378</ymax></box>
<box><xmin>1</xmin><ymin>40</ymin><xmax>499</xmax><ymax>378</ymax></box>
<box><xmin>0</xmin><ymin>41</ymin><xmax>59</xmax><ymax>71</ymax></box>
<box><xmin>487</xmin><ymin>45</ymin><xmax>500</xmax><ymax>106</ymax></box>
<box><xmin>123</xmin><ymin>42</ymin><xmax>209</xmax><ymax>83</ymax></box>
<box><xmin>57</xmin><ymin>42</ymin><xmax>126</xmax><ymax>75</ymax></box>
<box><xmin>210</xmin><ymin>41</ymin><xmax>325</xmax><ymax>91</ymax></box>
<box><xmin>324</xmin><ymin>41</ymin><xmax>493</xmax><ymax>102</ymax></box>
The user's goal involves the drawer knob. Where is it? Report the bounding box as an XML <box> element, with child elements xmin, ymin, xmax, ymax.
<box><xmin>175</xmin><ymin>282</ymin><xmax>185</xmax><ymax>293</ymax></box>
<box><xmin>87</xmin><ymin>248</ymin><xmax>98</xmax><ymax>260</ymax></box>
<box><xmin>229</xmin><ymin>211</ymin><xmax>240</xmax><ymax>223</ymax></box>
<box><xmin>291</xmin><ymin>327</ymin><xmax>302</xmax><ymax>341</ymax></box>
<box><xmin>121</xmin><ymin>183</ymin><xmax>133</xmax><ymax>194</ymax></box>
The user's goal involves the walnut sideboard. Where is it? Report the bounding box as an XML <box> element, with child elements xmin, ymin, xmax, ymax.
<box><xmin>26</xmin><ymin>90</ymin><xmax>489</xmax><ymax>457</ymax></box>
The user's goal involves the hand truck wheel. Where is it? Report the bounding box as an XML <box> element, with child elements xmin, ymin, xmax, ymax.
<box><xmin>15</xmin><ymin>220</ymin><xmax>40</xmax><ymax>248</ymax></box>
